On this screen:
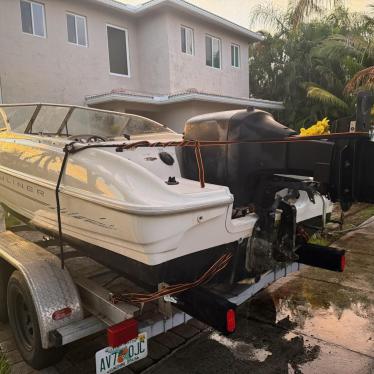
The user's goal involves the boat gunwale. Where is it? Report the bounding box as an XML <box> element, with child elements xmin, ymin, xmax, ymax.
<box><xmin>0</xmin><ymin>164</ymin><xmax>234</xmax><ymax>216</ymax></box>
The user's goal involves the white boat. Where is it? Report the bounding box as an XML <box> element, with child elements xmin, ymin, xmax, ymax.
<box><xmin>0</xmin><ymin>104</ymin><xmax>329</xmax><ymax>287</ymax></box>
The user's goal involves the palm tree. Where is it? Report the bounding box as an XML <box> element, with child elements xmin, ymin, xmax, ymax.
<box><xmin>249</xmin><ymin>2</ymin><xmax>374</xmax><ymax>128</ymax></box>
<box><xmin>250</xmin><ymin>0</ymin><xmax>343</xmax><ymax>32</ymax></box>
<box><xmin>344</xmin><ymin>4</ymin><xmax>374</xmax><ymax>94</ymax></box>
<box><xmin>345</xmin><ymin>66</ymin><xmax>374</xmax><ymax>93</ymax></box>
<box><xmin>302</xmin><ymin>6</ymin><xmax>373</xmax><ymax>102</ymax></box>
<box><xmin>289</xmin><ymin>0</ymin><xmax>344</xmax><ymax>29</ymax></box>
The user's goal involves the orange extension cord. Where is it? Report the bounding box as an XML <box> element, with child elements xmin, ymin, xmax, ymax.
<box><xmin>68</xmin><ymin>131</ymin><xmax>369</xmax><ymax>190</ymax></box>
<box><xmin>111</xmin><ymin>131</ymin><xmax>369</xmax><ymax>189</ymax></box>
<box><xmin>106</xmin><ymin>131</ymin><xmax>368</xmax><ymax>303</ymax></box>
<box><xmin>111</xmin><ymin>252</ymin><xmax>233</xmax><ymax>304</ymax></box>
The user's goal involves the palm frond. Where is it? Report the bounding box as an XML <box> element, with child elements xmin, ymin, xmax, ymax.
<box><xmin>314</xmin><ymin>34</ymin><xmax>373</xmax><ymax>60</ymax></box>
<box><xmin>288</xmin><ymin>0</ymin><xmax>343</xmax><ymax>29</ymax></box>
<box><xmin>306</xmin><ymin>84</ymin><xmax>349</xmax><ymax>110</ymax></box>
<box><xmin>341</xmin><ymin>55</ymin><xmax>365</xmax><ymax>77</ymax></box>
<box><xmin>249</xmin><ymin>2</ymin><xmax>286</xmax><ymax>34</ymax></box>
<box><xmin>344</xmin><ymin>66</ymin><xmax>374</xmax><ymax>94</ymax></box>
<box><xmin>289</xmin><ymin>0</ymin><xmax>322</xmax><ymax>29</ymax></box>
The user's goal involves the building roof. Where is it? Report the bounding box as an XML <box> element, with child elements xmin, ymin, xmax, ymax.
<box><xmin>87</xmin><ymin>0</ymin><xmax>263</xmax><ymax>41</ymax></box>
<box><xmin>85</xmin><ymin>89</ymin><xmax>284</xmax><ymax>110</ymax></box>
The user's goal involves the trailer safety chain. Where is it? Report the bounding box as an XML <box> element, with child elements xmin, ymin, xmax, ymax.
<box><xmin>110</xmin><ymin>252</ymin><xmax>233</xmax><ymax>304</ymax></box>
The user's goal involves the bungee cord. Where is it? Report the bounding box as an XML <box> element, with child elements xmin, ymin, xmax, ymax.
<box><xmin>110</xmin><ymin>253</ymin><xmax>233</xmax><ymax>304</ymax></box>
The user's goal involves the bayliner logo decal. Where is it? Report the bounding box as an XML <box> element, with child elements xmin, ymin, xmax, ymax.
<box><xmin>0</xmin><ymin>172</ymin><xmax>115</xmax><ymax>230</ymax></box>
<box><xmin>0</xmin><ymin>173</ymin><xmax>45</xmax><ymax>198</ymax></box>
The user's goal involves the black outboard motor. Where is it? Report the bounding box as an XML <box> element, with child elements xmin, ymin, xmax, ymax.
<box><xmin>180</xmin><ymin>100</ymin><xmax>374</xmax><ymax>278</ymax></box>
<box><xmin>180</xmin><ymin>108</ymin><xmax>333</xmax><ymax>272</ymax></box>
<box><xmin>356</xmin><ymin>91</ymin><xmax>374</xmax><ymax>131</ymax></box>
<box><xmin>180</xmin><ymin>108</ymin><xmax>333</xmax><ymax>207</ymax></box>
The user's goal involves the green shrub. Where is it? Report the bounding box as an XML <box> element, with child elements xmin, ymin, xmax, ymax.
<box><xmin>0</xmin><ymin>352</ymin><xmax>10</xmax><ymax>374</ymax></box>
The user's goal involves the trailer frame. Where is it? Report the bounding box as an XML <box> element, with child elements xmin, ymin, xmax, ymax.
<box><xmin>0</xmin><ymin>209</ymin><xmax>303</xmax><ymax>371</ymax></box>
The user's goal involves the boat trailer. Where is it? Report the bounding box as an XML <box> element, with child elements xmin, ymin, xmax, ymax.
<box><xmin>0</xmin><ymin>208</ymin><xmax>345</xmax><ymax>373</ymax></box>
<box><xmin>0</xmin><ymin>91</ymin><xmax>373</xmax><ymax>372</ymax></box>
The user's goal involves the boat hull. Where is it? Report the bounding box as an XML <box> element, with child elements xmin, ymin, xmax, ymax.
<box><xmin>0</xmin><ymin>134</ymin><xmax>330</xmax><ymax>287</ymax></box>
<box><xmin>3</xmin><ymin>204</ymin><xmax>241</xmax><ymax>288</ymax></box>
<box><xmin>0</xmin><ymin>137</ymin><xmax>254</xmax><ymax>268</ymax></box>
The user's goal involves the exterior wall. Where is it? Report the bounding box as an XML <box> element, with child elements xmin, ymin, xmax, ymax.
<box><xmin>93</xmin><ymin>100</ymin><xmax>242</xmax><ymax>133</ymax></box>
<box><xmin>145</xmin><ymin>101</ymin><xmax>243</xmax><ymax>133</ymax></box>
<box><xmin>165</xmin><ymin>9</ymin><xmax>250</xmax><ymax>98</ymax></box>
<box><xmin>135</xmin><ymin>12</ymin><xmax>171</xmax><ymax>95</ymax></box>
<box><xmin>105</xmin><ymin>101</ymin><xmax>243</xmax><ymax>134</ymax></box>
<box><xmin>0</xmin><ymin>0</ymin><xmax>252</xmax><ymax>105</ymax></box>
<box><xmin>0</xmin><ymin>0</ymin><xmax>142</xmax><ymax>104</ymax></box>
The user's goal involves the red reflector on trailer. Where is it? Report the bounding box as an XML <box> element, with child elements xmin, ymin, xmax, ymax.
<box><xmin>341</xmin><ymin>255</ymin><xmax>346</xmax><ymax>272</ymax></box>
<box><xmin>52</xmin><ymin>307</ymin><xmax>72</xmax><ymax>321</ymax></box>
<box><xmin>226</xmin><ymin>309</ymin><xmax>236</xmax><ymax>333</ymax></box>
<box><xmin>107</xmin><ymin>319</ymin><xmax>138</xmax><ymax>348</ymax></box>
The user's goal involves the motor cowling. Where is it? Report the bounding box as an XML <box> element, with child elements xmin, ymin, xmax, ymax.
<box><xmin>180</xmin><ymin>109</ymin><xmax>333</xmax><ymax>207</ymax></box>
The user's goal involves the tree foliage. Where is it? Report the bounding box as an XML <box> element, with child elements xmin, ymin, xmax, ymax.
<box><xmin>249</xmin><ymin>3</ymin><xmax>374</xmax><ymax>129</ymax></box>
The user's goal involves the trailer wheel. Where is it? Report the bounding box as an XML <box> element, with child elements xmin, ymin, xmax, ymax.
<box><xmin>0</xmin><ymin>259</ymin><xmax>12</xmax><ymax>322</ymax></box>
<box><xmin>0</xmin><ymin>272</ymin><xmax>7</xmax><ymax>322</ymax></box>
<box><xmin>7</xmin><ymin>271</ymin><xmax>64</xmax><ymax>369</ymax></box>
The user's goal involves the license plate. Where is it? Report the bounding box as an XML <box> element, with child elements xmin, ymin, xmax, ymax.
<box><xmin>95</xmin><ymin>332</ymin><xmax>148</xmax><ymax>374</ymax></box>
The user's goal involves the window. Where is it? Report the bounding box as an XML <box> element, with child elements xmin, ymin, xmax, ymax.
<box><xmin>32</xmin><ymin>106</ymin><xmax>71</xmax><ymax>134</ymax></box>
<box><xmin>0</xmin><ymin>105</ymin><xmax>37</xmax><ymax>133</ymax></box>
<box><xmin>231</xmin><ymin>44</ymin><xmax>240</xmax><ymax>68</ymax></box>
<box><xmin>107</xmin><ymin>25</ymin><xmax>130</xmax><ymax>76</ymax></box>
<box><xmin>181</xmin><ymin>26</ymin><xmax>194</xmax><ymax>55</ymax></box>
<box><xmin>20</xmin><ymin>0</ymin><xmax>46</xmax><ymax>37</ymax></box>
<box><xmin>206</xmin><ymin>35</ymin><xmax>221</xmax><ymax>69</ymax></box>
<box><xmin>67</xmin><ymin>13</ymin><xmax>87</xmax><ymax>47</ymax></box>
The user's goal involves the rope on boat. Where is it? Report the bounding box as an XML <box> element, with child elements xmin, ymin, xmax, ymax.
<box><xmin>110</xmin><ymin>252</ymin><xmax>233</xmax><ymax>304</ymax></box>
<box><xmin>55</xmin><ymin>142</ymin><xmax>77</xmax><ymax>269</ymax></box>
<box><xmin>194</xmin><ymin>141</ymin><xmax>205</xmax><ymax>188</ymax></box>
<box><xmin>54</xmin><ymin>131</ymin><xmax>369</xmax><ymax>269</ymax></box>
<box><xmin>64</xmin><ymin>131</ymin><xmax>370</xmax><ymax>191</ymax></box>
<box><xmin>65</xmin><ymin>131</ymin><xmax>370</xmax><ymax>155</ymax></box>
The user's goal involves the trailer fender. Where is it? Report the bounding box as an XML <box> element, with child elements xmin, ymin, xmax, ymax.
<box><xmin>0</xmin><ymin>231</ymin><xmax>83</xmax><ymax>349</ymax></box>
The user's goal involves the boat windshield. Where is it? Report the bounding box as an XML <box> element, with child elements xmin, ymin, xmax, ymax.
<box><xmin>0</xmin><ymin>104</ymin><xmax>174</xmax><ymax>137</ymax></box>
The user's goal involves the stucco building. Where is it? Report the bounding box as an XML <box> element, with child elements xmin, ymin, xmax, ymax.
<box><xmin>0</xmin><ymin>0</ymin><xmax>282</xmax><ymax>132</ymax></box>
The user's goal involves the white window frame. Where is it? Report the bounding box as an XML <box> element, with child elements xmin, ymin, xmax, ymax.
<box><xmin>106</xmin><ymin>24</ymin><xmax>131</xmax><ymax>78</ymax></box>
<box><xmin>231</xmin><ymin>43</ymin><xmax>240</xmax><ymax>68</ymax></box>
<box><xmin>66</xmin><ymin>12</ymin><xmax>88</xmax><ymax>47</ymax></box>
<box><xmin>181</xmin><ymin>25</ymin><xmax>194</xmax><ymax>56</ymax></box>
<box><xmin>20</xmin><ymin>0</ymin><xmax>47</xmax><ymax>38</ymax></box>
<box><xmin>206</xmin><ymin>34</ymin><xmax>221</xmax><ymax>70</ymax></box>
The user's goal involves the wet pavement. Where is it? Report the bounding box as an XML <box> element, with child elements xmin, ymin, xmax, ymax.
<box><xmin>2</xmin><ymin>217</ymin><xmax>374</xmax><ymax>373</ymax></box>
<box><xmin>147</xmin><ymin>217</ymin><xmax>374</xmax><ymax>374</ymax></box>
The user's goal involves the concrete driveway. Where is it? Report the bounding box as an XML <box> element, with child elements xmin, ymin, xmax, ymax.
<box><xmin>147</xmin><ymin>217</ymin><xmax>374</xmax><ymax>374</ymax></box>
<box><xmin>1</xmin><ymin>216</ymin><xmax>374</xmax><ymax>374</ymax></box>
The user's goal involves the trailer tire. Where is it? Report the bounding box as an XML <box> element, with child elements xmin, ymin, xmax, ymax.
<box><xmin>0</xmin><ymin>273</ymin><xmax>7</xmax><ymax>322</ymax></box>
<box><xmin>7</xmin><ymin>271</ymin><xmax>64</xmax><ymax>369</ymax></box>
<box><xmin>0</xmin><ymin>259</ymin><xmax>12</xmax><ymax>322</ymax></box>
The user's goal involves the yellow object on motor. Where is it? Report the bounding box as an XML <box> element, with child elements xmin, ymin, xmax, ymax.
<box><xmin>300</xmin><ymin>117</ymin><xmax>330</xmax><ymax>136</ymax></box>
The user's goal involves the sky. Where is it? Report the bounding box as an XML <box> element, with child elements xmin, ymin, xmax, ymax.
<box><xmin>120</xmin><ymin>0</ymin><xmax>372</xmax><ymax>30</ymax></box>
